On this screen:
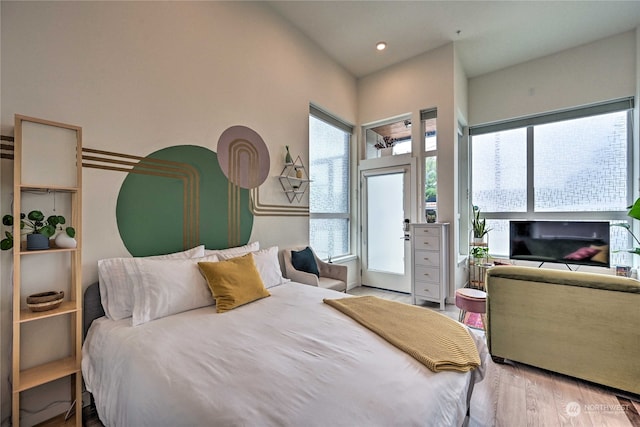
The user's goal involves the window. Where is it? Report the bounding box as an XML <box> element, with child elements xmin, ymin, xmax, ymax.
<box><xmin>309</xmin><ymin>106</ymin><xmax>352</xmax><ymax>260</ymax></box>
<box><xmin>469</xmin><ymin>98</ymin><xmax>634</xmax><ymax>266</ymax></box>
<box><xmin>363</xmin><ymin>116</ymin><xmax>411</xmax><ymax>159</ymax></box>
<box><xmin>422</xmin><ymin>108</ymin><xmax>437</xmax><ymax>222</ymax></box>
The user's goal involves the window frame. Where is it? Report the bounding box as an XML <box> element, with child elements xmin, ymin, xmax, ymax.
<box><xmin>467</xmin><ymin>97</ymin><xmax>635</xmax><ymax>259</ymax></box>
<box><xmin>308</xmin><ymin>105</ymin><xmax>353</xmax><ymax>260</ymax></box>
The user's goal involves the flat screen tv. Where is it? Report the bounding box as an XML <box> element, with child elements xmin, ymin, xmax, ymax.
<box><xmin>509</xmin><ymin>221</ymin><xmax>610</xmax><ymax>268</ymax></box>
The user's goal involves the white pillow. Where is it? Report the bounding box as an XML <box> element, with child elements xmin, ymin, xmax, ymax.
<box><xmin>98</xmin><ymin>245</ymin><xmax>205</xmax><ymax>320</ymax></box>
<box><xmin>129</xmin><ymin>254</ymin><xmax>219</xmax><ymax>326</ymax></box>
<box><xmin>240</xmin><ymin>246</ymin><xmax>290</xmax><ymax>289</ymax></box>
<box><xmin>204</xmin><ymin>241</ymin><xmax>259</xmax><ymax>258</ymax></box>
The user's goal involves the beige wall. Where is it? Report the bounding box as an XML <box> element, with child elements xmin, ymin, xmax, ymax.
<box><xmin>357</xmin><ymin>43</ymin><xmax>458</xmax><ymax>299</ymax></box>
<box><xmin>0</xmin><ymin>2</ymin><xmax>356</xmax><ymax>424</ymax></box>
<box><xmin>468</xmin><ymin>31</ymin><xmax>637</xmax><ymax>125</ymax></box>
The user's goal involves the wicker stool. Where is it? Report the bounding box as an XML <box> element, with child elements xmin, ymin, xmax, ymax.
<box><xmin>455</xmin><ymin>288</ymin><xmax>487</xmax><ymax>330</ymax></box>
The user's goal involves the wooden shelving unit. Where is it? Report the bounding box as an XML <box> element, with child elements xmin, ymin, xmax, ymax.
<box><xmin>11</xmin><ymin>114</ymin><xmax>83</xmax><ymax>427</ymax></box>
<box><xmin>469</xmin><ymin>235</ymin><xmax>492</xmax><ymax>290</ymax></box>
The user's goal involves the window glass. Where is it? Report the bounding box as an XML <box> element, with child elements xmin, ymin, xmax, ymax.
<box><xmin>471</xmin><ymin>128</ymin><xmax>527</xmax><ymax>212</ymax></box>
<box><xmin>309</xmin><ymin>218</ymin><xmax>349</xmax><ymax>261</ymax></box>
<box><xmin>424</xmin><ymin>118</ymin><xmax>437</xmax><ymax>152</ymax></box>
<box><xmin>534</xmin><ymin>111</ymin><xmax>628</xmax><ymax>212</ymax></box>
<box><xmin>425</xmin><ymin>156</ymin><xmax>437</xmax><ymax>222</ymax></box>
<box><xmin>364</xmin><ymin>118</ymin><xmax>411</xmax><ymax>159</ymax></box>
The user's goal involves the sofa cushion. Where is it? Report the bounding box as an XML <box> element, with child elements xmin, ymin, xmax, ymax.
<box><xmin>487</xmin><ymin>266</ymin><xmax>640</xmax><ymax>293</ymax></box>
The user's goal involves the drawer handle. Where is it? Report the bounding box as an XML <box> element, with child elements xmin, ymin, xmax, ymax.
<box><xmin>422</xmin><ymin>288</ymin><xmax>430</xmax><ymax>293</ymax></box>
<box><xmin>423</xmin><ymin>273</ymin><xmax>430</xmax><ymax>277</ymax></box>
<box><xmin>423</xmin><ymin>257</ymin><xmax>429</xmax><ymax>261</ymax></box>
<box><xmin>422</xmin><ymin>241</ymin><xmax>430</xmax><ymax>245</ymax></box>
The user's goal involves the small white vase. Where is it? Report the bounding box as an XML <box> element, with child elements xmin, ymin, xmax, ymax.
<box><xmin>55</xmin><ymin>232</ymin><xmax>77</xmax><ymax>249</ymax></box>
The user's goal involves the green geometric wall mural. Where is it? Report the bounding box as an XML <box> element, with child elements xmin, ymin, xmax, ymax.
<box><xmin>116</xmin><ymin>145</ymin><xmax>253</xmax><ymax>257</ymax></box>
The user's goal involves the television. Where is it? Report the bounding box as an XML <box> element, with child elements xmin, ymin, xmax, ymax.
<box><xmin>509</xmin><ymin>221</ymin><xmax>610</xmax><ymax>268</ymax></box>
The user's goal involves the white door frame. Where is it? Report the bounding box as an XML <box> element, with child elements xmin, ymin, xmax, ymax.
<box><xmin>359</xmin><ymin>155</ymin><xmax>418</xmax><ymax>292</ymax></box>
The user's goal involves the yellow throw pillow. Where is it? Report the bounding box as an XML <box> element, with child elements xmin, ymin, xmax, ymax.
<box><xmin>198</xmin><ymin>253</ymin><xmax>270</xmax><ymax>313</ymax></box>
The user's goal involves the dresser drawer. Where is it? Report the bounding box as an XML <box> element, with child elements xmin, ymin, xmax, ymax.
<box><xmin>414</xmin><ymin>250</ymin><xmax>440</xmax><ymax>268</ymax></box>
<box><xmin>413</xmin><ymin>226</ymin><xmax>441</xmax><ymax>237</ymax></box>
<box><xmin>414</xmin><ymin>235</ymin><xmax>441</xmax><ymax>251</ymax></box>
<box><xmin>413</xmin><ymin>281</ymin><xmax>441</xmax><ymax>299</ymax></box>
<box><xmin>414</xmin><ymin>265</ymin><xmax>440</xmax><ymax>284</ymax></box>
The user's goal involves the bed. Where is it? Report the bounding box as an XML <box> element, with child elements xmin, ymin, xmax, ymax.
<box><xmin>82</xmin><ymin>244</ymin><xmax>487</xmax><ymax>427</ymax></box>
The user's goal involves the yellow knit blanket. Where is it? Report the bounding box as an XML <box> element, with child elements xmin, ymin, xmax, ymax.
<box><xmin>323</xmin><ymin>296</ymin><xmax>481</xmax><ymax>373</ymax></box>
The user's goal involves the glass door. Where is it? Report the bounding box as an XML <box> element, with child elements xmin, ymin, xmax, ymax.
<box><xmin>361</xmin><ymin>165</ymin><xmax>412</xmax><ymax>292</ymax></box>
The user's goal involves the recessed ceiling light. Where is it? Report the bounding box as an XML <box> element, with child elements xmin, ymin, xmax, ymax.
<box><xmin>376</xmin><ymin>41</ymin><xmax>387</xmax><ymax>51</ymax></box>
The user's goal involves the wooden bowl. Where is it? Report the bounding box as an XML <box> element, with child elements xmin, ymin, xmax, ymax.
<box><xmin>26</xmin><ymin>291</ymin><xmax>64</xmax><ymax>312</ymax></box>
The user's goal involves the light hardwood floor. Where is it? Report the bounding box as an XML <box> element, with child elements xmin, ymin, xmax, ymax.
<box><xmin>349</xmin><ymin>285</ymin><xmax>640</xmax><ymax>427</ymax></box>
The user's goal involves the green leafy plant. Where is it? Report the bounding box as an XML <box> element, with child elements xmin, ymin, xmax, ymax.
<box><xmin>613</xmin><ymin>197</ymin><xmax>640</xmax><ymax>256</ymax></box>
<box><xmin>1</xmin><ymin>210</ymin><xmax>75</xmax><ymax>250</ymax></box>
<box><xmin>471</xmin><ymin>205</ymin><xmax>492</xmax><ymax>239</ymax></box>
<box><xmin>470</xmin><ymin>246</ymin><xmax>489</xmax><ymax>260</ymax></box>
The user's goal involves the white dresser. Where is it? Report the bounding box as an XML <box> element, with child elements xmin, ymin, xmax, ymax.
<box><xmin>410</xmin><ymin>223</ymin><xmax>449</xmax><ymax>310</ymax></box>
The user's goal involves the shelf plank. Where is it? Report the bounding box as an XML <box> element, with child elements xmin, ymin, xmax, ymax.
<box><xmin>33</xmin><ymin>409</ymin><xmax>76</xmax><ymax>427</ymax></box>
<box><xmin>17</xmin><ymin>356</ymin><xmax>79</xmax><ymax>392</ymax></box>
<box><xmin>18</xmin><ymin>241</ymin><xmax>78</xmax><ymax>254</ymax></box>
<box><xmin>19</xmin><ymin>184</ymin><xmax>79</xmax><ymax>193</ymax></box>
<box><xmin>19</xmin><ymin>301</ymin><xmax>78</xmax><ymax>323</ymax></box>
<box><xmin>280</xmin><ymin>176</ymin><xmax>311</xmax><ymax>183</ymax></box>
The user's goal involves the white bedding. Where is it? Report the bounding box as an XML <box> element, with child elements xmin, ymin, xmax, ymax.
<box><xmin>83</xmin><ymin>283</ymin><xmax>487</xmax><ymax>427</ymax></box>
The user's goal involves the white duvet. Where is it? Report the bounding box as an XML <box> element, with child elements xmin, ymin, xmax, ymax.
<box><xmin>83</xmin><ymin>283</ymin><xmax>487</xmax><ymax>427</ymax></box>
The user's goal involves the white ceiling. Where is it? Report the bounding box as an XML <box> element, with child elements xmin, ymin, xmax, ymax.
<box><xmin>267</xmin><ymin>1</ymin><xmax>640</xmax><ymax>78</ymax></box>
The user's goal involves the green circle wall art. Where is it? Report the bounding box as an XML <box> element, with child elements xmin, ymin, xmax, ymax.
<box><xmin>116</xmin><ymin>145</ymin><xmax>254</xmax><ymax>257</ymax></box>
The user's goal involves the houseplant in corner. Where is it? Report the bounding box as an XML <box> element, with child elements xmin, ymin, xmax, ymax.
<box><xmin>1</xmin><ymin>210</ymin><xmax>75</xmax><ymax>251</ymax></box>
<box><xmin>471</xmin><ymin>205</ymin><xmax>492</xmax><ymax>244</ymax></box>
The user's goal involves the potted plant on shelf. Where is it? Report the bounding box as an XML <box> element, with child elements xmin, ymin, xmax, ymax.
<box><xmin>471</xmin><ymin>205</ymin><xmax>491</xmax><ymax>244</ymax></box>
<box><xmin>470</xmin><ymin>245</ymin><xmax>490</xmax><ymax>265</ymax></box>
<box><xmin>1</xmin><ymin>210</ymin><xmax>76</xmax><ymax>251</ymax></box>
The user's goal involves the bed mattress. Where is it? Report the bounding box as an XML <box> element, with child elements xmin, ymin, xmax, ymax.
<box><xmin>83</xmin><ymin>282</ymin><xmax>486</xmax><ymax>426</ymax></box>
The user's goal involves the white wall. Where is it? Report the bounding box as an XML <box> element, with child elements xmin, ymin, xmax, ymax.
<box><xmin>0</xmin><ymin>2</ymin><xmax>356</xmax><ymax>424</ymax></box>
<box><xmin>469</xmin><ymin>31</ymin><xmax>636</xmax><ymax>126</ymax></box>
<box><xmin>453</xmin><ymin>45</ymin><xmax>469</xmax><ymax>290</ymax></box>
<box><xmin>357</xmin><ymin>43</ymin><xmax>459</xmax><ymax>301</ymax></box>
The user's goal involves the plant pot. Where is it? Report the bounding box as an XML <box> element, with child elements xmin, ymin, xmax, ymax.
<box><xmin>379</xmin><ymin>147</ymin><xmax>393</xmax><ymax>157</ymax></box>
<box><xmin>26</xmin><ymin>233</ymin><xmax>49</xmax><ymax>251</ymax></box>
<box><xmin>55</xmin><ymin>232</ymin><xmax>77</xmax><ymax>249</ymax></box>
<box><xmin>472</xmin><ymin>237</ymin><xmax>485</xmax><ymax>245</ymax></box>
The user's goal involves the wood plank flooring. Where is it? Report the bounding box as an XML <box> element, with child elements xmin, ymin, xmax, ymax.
<box><xmin>350</xmin><ymin>285</ymin><xmax>640</xmax><ymax>427</ymax></box>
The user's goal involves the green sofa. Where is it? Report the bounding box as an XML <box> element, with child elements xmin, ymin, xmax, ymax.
<box><xmin>486</xmin><ymin>266</ymin><xmax>640</xmax><ymax>395</ymax></box>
